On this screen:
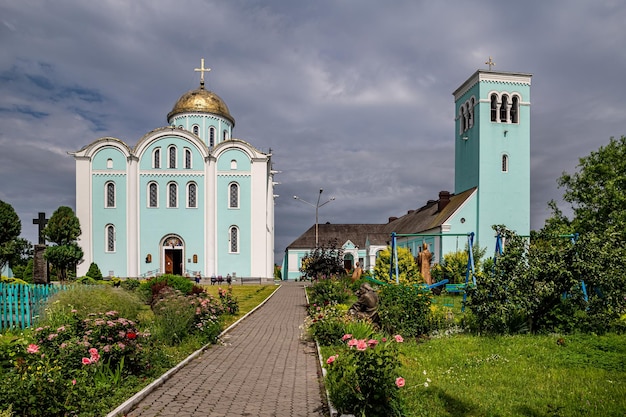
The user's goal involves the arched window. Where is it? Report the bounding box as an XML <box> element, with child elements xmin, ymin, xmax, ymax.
<box><xmin>184</xmin><ymin>148</ymin><xmax>192</xmax><ymax>169</ymax></box>
<box><xmin>187</xmin><ymin>182</ymin><xmax>197</xmax><ymax>208</ymax></box>
<box><xmin>469</xmin><ymin>98</ymin><xmax>475</xmax><ymax>128</ymax></box>
<box><xmin>459</xmin><ymin>108</ymin><xmax>466</xmax><ymax>133</ymax></box>
<box><xmin>500</xmin><ymin>94</ymin><xmax>509</xmax><ymax>123</ymax></box>
<box><xmin>490</xmin><ymin>94</ymin><xmax>498</xmax><ymax>122</ymax></box>
<box><xmin>153</xmin><ymin>148</ymin><xmax>161</xmax><ymax>169</ymax></box>
<box><xmin>106</xmin><ymin>224</ymin><xmax>115</xmax><ymax>252</ymax></box>
<box><xmin>168</xmin><ymin>146</ymin><xmax>177</xmax><ymax>169</ymax></box>
<box><xmin>209</xmin><ymin>127</ymin><xmax>215</xmax><ymax>147</ymax></box>
<box><xmin>106</xmin><ymin>158</ymin><xmax>113</xmax><ymax>169</ymax></box>
<box><xmin>229</xmin><ymin>226</ymin><xmax>239</xmax><ymax>253</ymax></box>
<box><xmin>230</xmin><ymin>159</ymin><xmax>237</xmax><ymax>170</ymax></box>
<box><xmin>223</xmin><ymin>130</ymin><xmax>228</xmax><ymax>141</ymax></box>
<box><xmin>192</xmin><ymin>125</ymin><xmax>199</xmax><ymax>135</ymax></box>
<box><xmin>511</xmin><ymin>96</ymin><xmax>519</xmax><ymax>124</ymax></box>
<box><xmin>148</xmin><ymin>182</ymin><xmax>158</xmax><ymax>208</ymax></box>
<box><xmin>502</xmin><ymin>154</ymin><xmax>509</xmax><ymax>172</ymax></box>
<box><xmin>105</xmin><ymin>182</ymin><xmax>115</xmax><ymax>208</ymax></box>
<box><xmin>168</xmin><ymin>182</ymin><xmax>178</xmax><ymax>208</ymax></box>
<box><xmin>229</xmin><ymin>183</ymin><xmax>239</xmax><ymax>208</ymax></box>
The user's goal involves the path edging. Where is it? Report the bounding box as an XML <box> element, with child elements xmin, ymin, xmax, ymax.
<box><xmin>105</xmin><ymin>284</ymin><xmax>283</xmax><ymax>417</ymax></box>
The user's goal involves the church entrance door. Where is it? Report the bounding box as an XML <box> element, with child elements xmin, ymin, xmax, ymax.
<box><xmin>164</xmin><ymin>249</ymin><xmax>183</xmax><ymax>275</ymax></box>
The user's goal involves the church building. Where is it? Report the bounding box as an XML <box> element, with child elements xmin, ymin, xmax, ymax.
<box><xmin>72</xmin><ymin>60</ymin><xmax>276</xmax><ymax>280</ymax></box>
<box><xmin>283</xmin><ymin>66</ymin><xmax>531</xmax><ymax>279</ymax></box>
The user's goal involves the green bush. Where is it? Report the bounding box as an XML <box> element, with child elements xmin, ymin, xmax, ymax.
<box><xmin>324</xmin><ymin>334</ymin><xmax>406</xmax><ymax>416</ymax></box>
<box><xmin>378</xmin><ymin>284</ymin><xmax>431</xmax><ymax>337</ymax></box>
<box><xmin>307</xmin><ymin>277</ymin><xmax>352</xmax><ymax>308</ymax></box>
<box><xmin>86</xmin><ymin>262</ymin><xmax>103</xmax><ymax>280</ymax></box>
<box><xmin>121</xmin><ymin>278</ymin><xmax>140</xmax><ymax>291</ymax></box>
<box><xmin>38</xmin><ymin>285</ymin><xmax>145</xmax><ymax>325</ymax></box>
<box><xmin>138</xmin><ymin>274</ymin><xmax>196</xmax><ymax>304</ymax></box>
<box><xmin>373</xmin><ymin>246</ymin><xmax>420</xmax><ymax>284</ymax></box>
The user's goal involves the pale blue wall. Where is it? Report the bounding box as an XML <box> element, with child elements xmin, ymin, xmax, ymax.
<box><xmin>455</xmin><ymin>77</ymin><xmax>530</xmax><ymax>248</ymax></box>
<box><xmin>216</xmin><ymin>149</ymin><xmax>252</xmax><ymax>277</ymax></box>
<box><xmin>91</xmin><ymin>147</ymin><xmax>128</xmax><ymax>277</ymax></box>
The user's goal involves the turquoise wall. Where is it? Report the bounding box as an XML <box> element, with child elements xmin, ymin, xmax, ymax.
<box><xmin>454</xmin><ymin>77</ymin><xmax>530</xmax><ymax>248</ymax></box>
<box><xmin>91</xmin><ymin>148</ymin><xmax>128</xmax><ymax>277</ymax></box>
<box><xmin>216</xmin><ymin>149</ymin><xmax>252</xmax><ymax>277</ymax></box>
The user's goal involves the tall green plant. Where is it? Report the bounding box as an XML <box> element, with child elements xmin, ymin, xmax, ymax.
<box><xmin>378</xmin><ymin>284</ymin><xmax>431</xmax><ymax>337</ymax></box>
<box><xmin>373</xmin><ymin>246</ymin><xmax>419</xmax><ymax>284</ymax></box>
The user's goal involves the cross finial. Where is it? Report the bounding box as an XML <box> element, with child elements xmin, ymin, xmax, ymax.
<box><xmin>194</xmin><ymin>58</ymin><xmax>211</xmax><ymax>88</ymax></box>
<box><xmin>485</xmin><ymin>56</ymin><xmax>496</xmax><ymax>71</ymax></box>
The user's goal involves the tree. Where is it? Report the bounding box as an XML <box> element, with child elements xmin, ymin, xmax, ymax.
<box><xmin>86</xmin><ymin>262</ymin><xmax>103</xmax><ymax>280</ymax></box>
<box><xmin>373</xmin><ymin>246</ymin><xmax>419</xmax><ymax>284</ymax></box>
<box><xmin>299</xmin><ymin>239</ymin><xmax>345</xmax><ymax>280</ymax></box>
<box><xmin>0</xmin><ymin>200</ymin><xmax>22</xmax><ymax>272</ymax></box>
<box><xmin>43</xmin><ymin>206</ymin><xmax>83</xmax><ymax>282</ymax></box>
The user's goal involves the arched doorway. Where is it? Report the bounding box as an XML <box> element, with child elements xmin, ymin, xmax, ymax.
<box><xmin>343</xmin><ymin>253</ymin><xmax>354</xmax><ymax>272</ymax></box>
<box><xmin>162</xmin><ymin>235</ymin><xmax>184</xmax><ymax>275</ymax></box>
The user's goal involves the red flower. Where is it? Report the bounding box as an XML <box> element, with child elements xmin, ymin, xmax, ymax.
<box><xmin>127</xmin><ymin>332</ymin><xmax>137</xmax><ymax>340</ymax></box>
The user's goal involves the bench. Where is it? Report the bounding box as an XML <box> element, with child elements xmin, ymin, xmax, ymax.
<box><xmin>445</xmin><ymin>284</ymin><xmax>467</xmax><ymax>294</ymax></box>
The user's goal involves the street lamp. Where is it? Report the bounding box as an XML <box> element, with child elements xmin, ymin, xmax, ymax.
<box><xmin>293</xmin><ymin>188</ymin><xmax>336</xmax><ymax>247</ymax></box>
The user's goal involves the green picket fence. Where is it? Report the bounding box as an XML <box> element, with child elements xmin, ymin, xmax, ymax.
<box><xmin>0</xmin><ymin>283</ymin><xmax>67</xmax><ymax>330</ymax></box>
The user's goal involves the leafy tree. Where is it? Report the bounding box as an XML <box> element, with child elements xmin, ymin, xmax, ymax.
<box><xmin>43</xmin><ymin>206</ymin><xmax>83</xmax><ymax>282</ymax></box>
<box><xmin>299</xmin><ymin>239</ymin><xmax>345</xmax><ymax>280</ymax></box>
<box><xmin>0</xmin><ymin>200</ymin><xmax>22</xmax><ymax>272</ymax></box>
<box><xmin>373</xmin><ymin>246</ymin><xmax>419</xmax><ymax>284</ymax></box>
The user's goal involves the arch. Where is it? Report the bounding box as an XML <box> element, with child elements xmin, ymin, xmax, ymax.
<box><xmin>105</xmin><ymin>181</ymin><xmax>115</xmax><ymax>208</ymax></box>
<box><xmin>500</xmin><ymin>94</ymin><xmax>509</xmax><ymax>123</ymax></box>
<box><xmin>490</xmin><ymin>93</ymin><xmax>498</xmax><ymax>122</ymax></box>
<box><xmin>230</xmin><ymin>159</ymin><xmax>237</xmax><ymax>170</ymax></box>
<box><xmin>168</xmin><ymin>145</ymin><xmax>177</xmax><ymax>169</ymax></box>
<box><xmin>161</xmin><ymin>234</ymin><xmax>185</xmax><ymax>276</ymax></box>
<box><xmin>229</xmin><ymin>226</ymin><xmax>239</xmax><ymax>253</ymax></box>
<box><xmin>192</xmin><ymin>125</ymin><xmax>199</xmax><ymax>135</ymax></box>
<box><xmin>229</xmin><ymin>182</ymin><xmax>239</xmax><ymax>208</ymax></box>
<box><xmin>511</xmin><ymin>95</ymin><xmax>520</xmax><ymax>124</ymax></box>
<box><xmin>502</xmin><ymin>154</ymin><xmax>509</xmax><ymax>173</ymax></box>
<box><xmin>459</xmin><ymin>107</ymin><xmax>466</xmax><ymax>133</ymax></box>
<box><xmin>223</xmin><ymin>130</ymin><xmax>228</xmax><ymax>141</ymax></box>
<box><xmin>106</xmin><ymin>224</ymin><xmax>116</xmax><ymax>252</ymax></box>
<box><xmin>187</xmin><ymin>182</ymin><xmax>197</xmax><ymax>208</ymax></box>
<box><xmin>469</xmin><ymin>97</ymin><xmax>475</xmax><ymax>128</ymax></box>
<box><xmin>148</xmin><ymin>182</ymin><xmax>158</xmax><ymax>208</ymax></box>
<box><xmin>106</xmin><ymin>158</ymin><xmax>113</xmax><ymax>169</ymax></box>
<box><xmin>153</xmin><ymin>147</ymin><xmax>161</xmax><ymax>169</ymax></box>
<box><xmin>167</xmin><ymin>182</ymin><xmax>178</xmax><ymax>208</ymax></box>
<box><xmin>184</xmin><ymin>148</ymin><xmax>192</xmax><ymax>169</ymax></box>
<box><xmin>209</xmin><ymin>126</ymin><xmax>215</xmax><ymax>147</ymax></box>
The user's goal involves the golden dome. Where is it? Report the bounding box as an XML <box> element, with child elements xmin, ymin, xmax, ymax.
<box><xmin>167</xmin><ymin>85</ymin><xmax>235</xmax><ymax>126</ymax></box>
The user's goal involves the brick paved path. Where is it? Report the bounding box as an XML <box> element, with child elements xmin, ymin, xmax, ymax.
<box><xmin>124</xmin><ymin>282</ymin><xmax>327</xmax><ymax>417</ymax></box>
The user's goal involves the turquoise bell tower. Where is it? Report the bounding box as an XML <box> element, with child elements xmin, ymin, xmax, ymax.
<box><xmin>453</xmin><ymin>63</ymin><xmax>532</xmax><ymax>248</ymax></box>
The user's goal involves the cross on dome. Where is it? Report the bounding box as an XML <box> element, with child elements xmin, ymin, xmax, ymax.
<box><xmin>194</xmin><ymin>58</ymin><xmax>211</xmax><ymax>88</ymax></box>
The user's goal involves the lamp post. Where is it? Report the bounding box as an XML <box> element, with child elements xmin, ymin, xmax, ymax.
<box><xmin>294</xmin><ymin>188</ymin><xmax>335</xmax><ymax>247</ymax></box>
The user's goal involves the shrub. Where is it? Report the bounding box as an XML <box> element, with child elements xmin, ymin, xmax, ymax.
<box><xmin>307</xmin><ymin>277</ymin><xmax>352</xmax><ymax>308</ymax></box>
<box><xmin>121</xmin><ymin>278</ymin><xmax>140</xmax><ymax>291</ymax></box>
<box><xmin>38</xmin><ymin>285</ymin><xmax>144</xmax><ymax>325</ymax></box>
<box><xmin>86</xmin><ymin>263</ymin><xmax>103</xmax><ymax>280</ymax></box>
<box><xmin>138</xmin><ymin>274</ymin><xmax>199</xmax><ymax>304</ymax></box>
<box><xmin>324</xmin><ymin>334</ymin><xmax>406</xmax><ymax>416</ymax></box>
<box><xmin>304</xmin><ymin>304</ymin><xmax>376</xmax><ymax>346</ymax></box>
<box><xmin>217</xmin><ymin>286</ymin><xmax>239</xmax><ymax>315</ymax></box>
<box><xmin>373</xmin><ymin>246</ymin><xmax>420</xmax><ymax>284</ymax></box>
<box><xmin>378</xmin><ymin>284</ymin><xmax>431</xmax><ymax>337</ymax></box>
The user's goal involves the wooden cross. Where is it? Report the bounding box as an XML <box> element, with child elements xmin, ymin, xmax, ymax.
<box><xmin>194</xmin><ymin>58</ymin><xmax>211</xmax><ymax>86</ymax></box>
<box><xmin>485</xmin><ymin>56</ymin><xmax>496</xmax><ymax>71</ymax></box>
<box><xmin>32</xmin><ymin>212</ymin><xmax>48</xmax><ymax>245</ymax></box>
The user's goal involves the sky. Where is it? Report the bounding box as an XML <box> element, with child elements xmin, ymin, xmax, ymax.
<box><xmin>1</xmin><ymin>0</ymin><xmax>626</xmax><ymax>263</ymax></box>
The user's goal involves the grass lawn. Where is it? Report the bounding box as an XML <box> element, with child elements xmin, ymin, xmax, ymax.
<box><xmin>203</xmin><ymin>283</ymin><xmax>279</xmax><ymax>327</ymax></box>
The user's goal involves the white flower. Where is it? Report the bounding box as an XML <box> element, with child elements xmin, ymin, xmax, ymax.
<box><xmin>424</xmin><ymin>382</ymin><xmax>429</xmax><ymax>387</ymax></box>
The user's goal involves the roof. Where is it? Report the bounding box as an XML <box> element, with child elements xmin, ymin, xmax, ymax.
<box><xmin>284</xmin><ymin>188</ymin><xmax>476</xmax><ymax>251</ymax></box>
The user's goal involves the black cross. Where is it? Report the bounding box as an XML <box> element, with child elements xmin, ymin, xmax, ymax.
<box><xmin>32</xmin><ymin>212</ymin><xmax>48</xmax><ymax>245</ymax></box>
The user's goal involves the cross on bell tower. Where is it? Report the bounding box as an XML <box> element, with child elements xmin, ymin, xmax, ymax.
<box><xmin>194</xmin><ymin>58</ymin><xmax>211</xmax><ymax>89</ymax></box>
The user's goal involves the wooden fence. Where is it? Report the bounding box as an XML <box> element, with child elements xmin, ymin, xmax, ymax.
<box><xmin>0</xmin><ymin>283</ymin><xmax>67</xmax><ymax>330</ymax></box>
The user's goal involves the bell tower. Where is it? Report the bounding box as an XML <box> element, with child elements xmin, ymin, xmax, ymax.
<box><xmin>452</xmin><ymin>66</ymin><xmax>532</xmax><ymax>246</ymax></box>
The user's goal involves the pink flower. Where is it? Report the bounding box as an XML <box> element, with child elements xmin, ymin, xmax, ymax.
<box><xmin>347</xmin><ymin>338</ymin><xmax>358</xmax><ymax>347</ymax></box>
<box><xmin>382</xmin><ymin>337</ymin><xmax>387</xmax><ymax>342</ymax></box>
<box><xmin>342</xmin><ymin>334</ymin><xmax>352</xmax><ymax>341</ymax></box>
<box><xmin>326</xmin><ymin>355</ymin><xmax>337</xmax><ymax>364</ymax></box>
<box><xmin>82</xmin><ymin>357</ymin><xmax>92</xmax><ymax>365</ymax></box>
<box><xmin>356</xmin><ymin>340</ymin><xmax>368</xmax><ymax>351</ymax></box>
<box><xmin>395</xmin><ymin>377</ymin><xmax>406</xmax><ymax>388</ymax></box>
<box><xmin>367</xmin><ymin>339</ymin><xmax>378</xmax><ymax>348</ymax></box>
<box><xmin>72</xmin><ymin>379</ymin><xmax>77</xmax><ymax>386</ymax></box>
<box><xmin>394</xmin><ymin>335</ymin><xmax>404</xmax><ymax>343</ymax></box>
<box><xmin>89</xmin><ymin>348</ymin><xmax>98</xmax><ymax>356</ymax></box>
<box><xmin>26</xmin><ymin>344</ymin><xmax>40</xmax><ymax>354</ymax></box>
